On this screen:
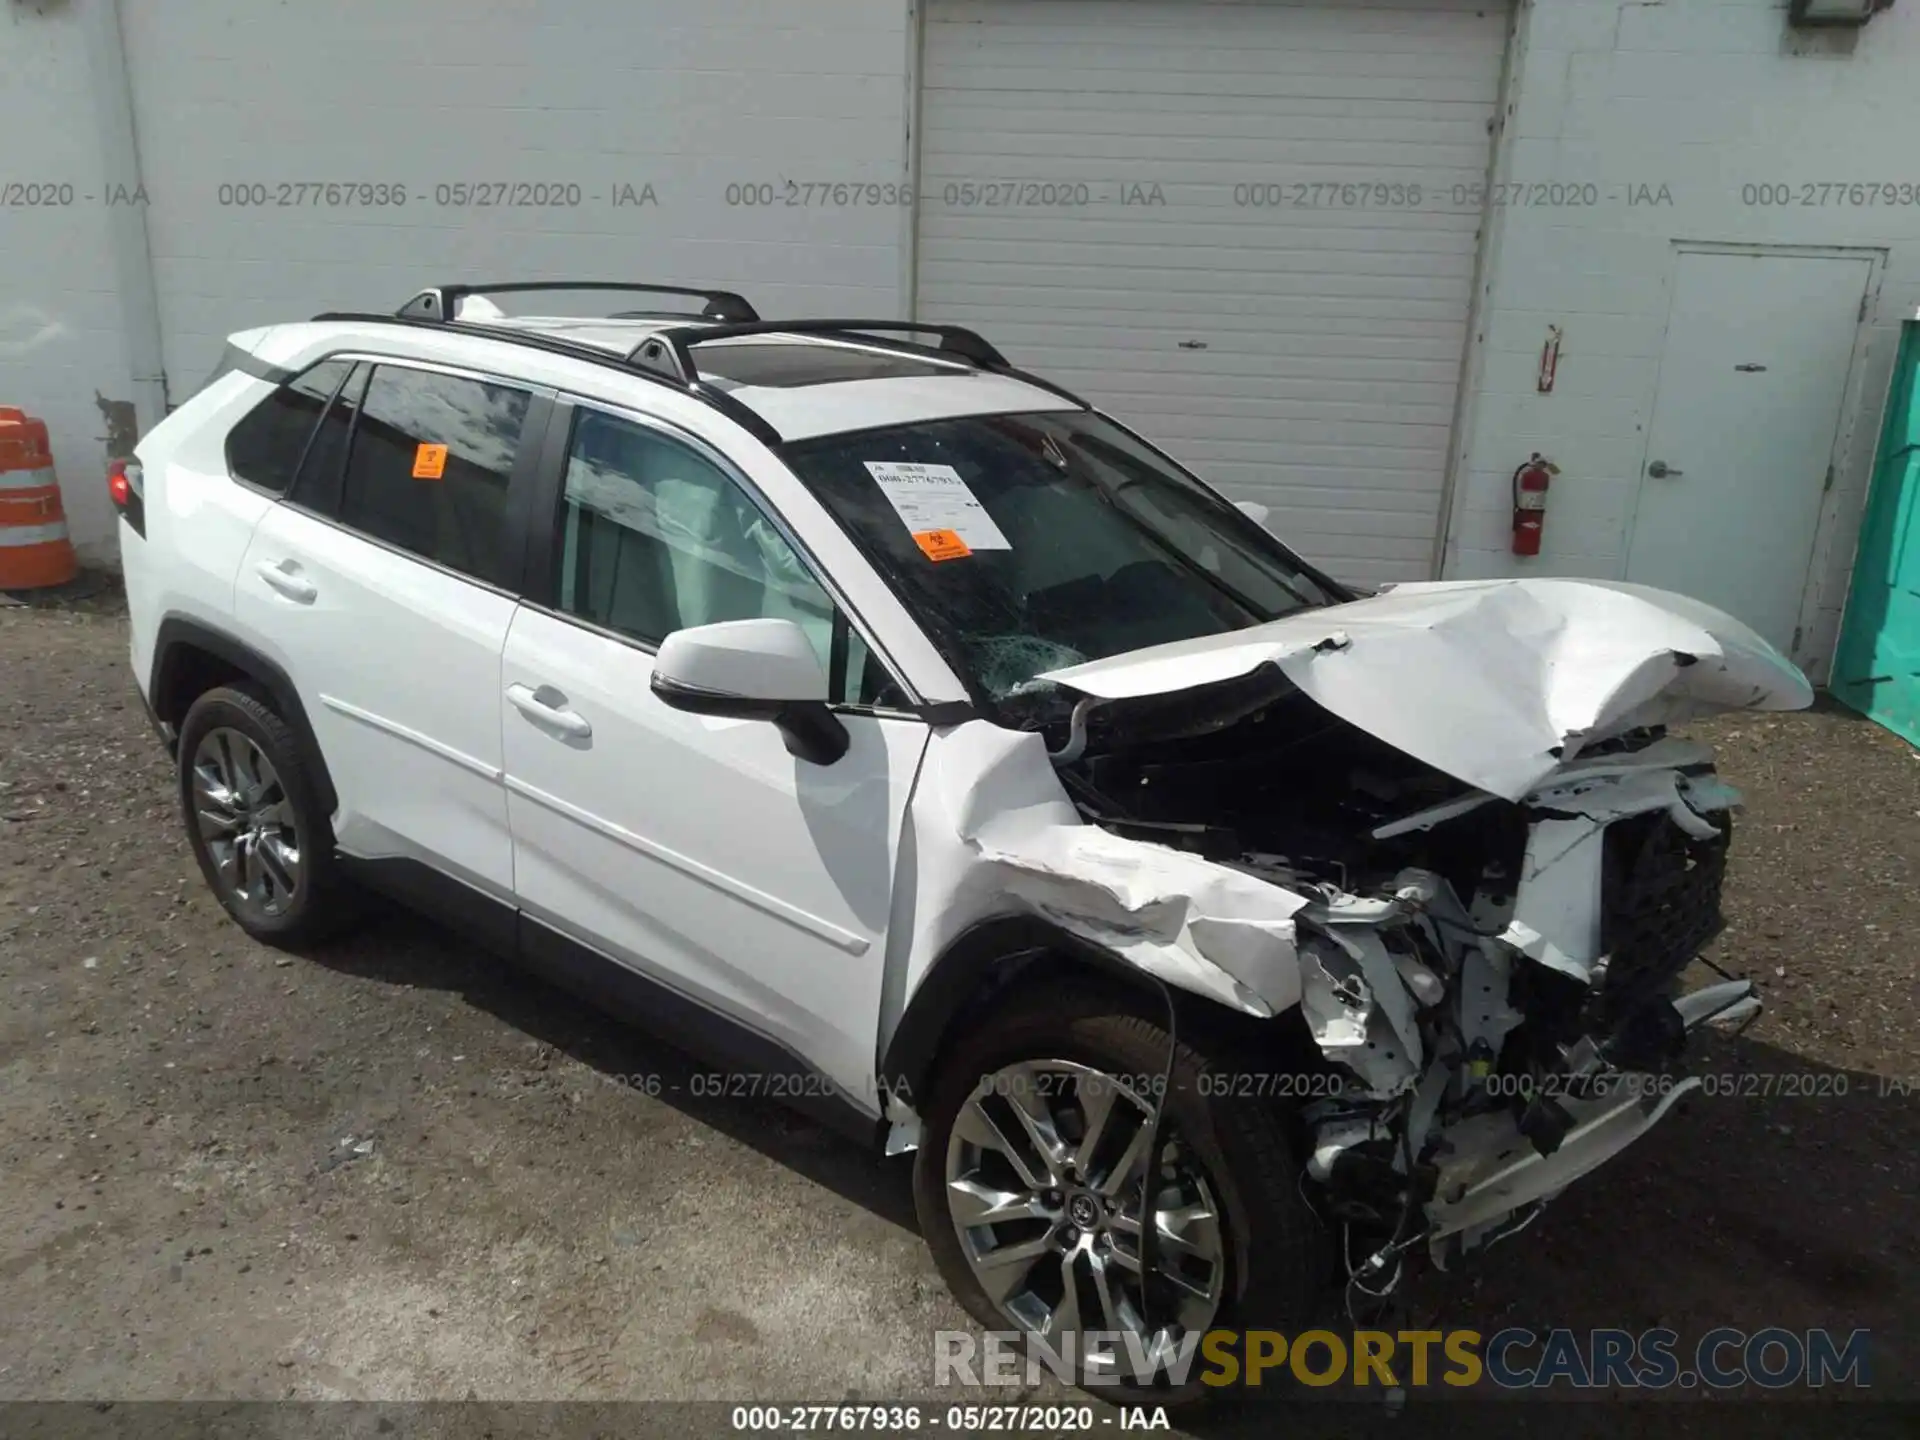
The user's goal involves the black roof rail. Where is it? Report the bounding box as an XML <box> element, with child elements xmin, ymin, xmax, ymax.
<box><xmin>308</xmin><ymin>310</ymin><xmax>782</xmax><ymax>446</ymax></box>
<box><xmin>632</xmin><ymin>319</ymin><xmax>1009</xmax><ymax>384</ymax></box>
<box><xmin>398</xmin><ymin>282</ymin><xmax>758</xmax><ymax>325</ymax></box>
<box><xmin>629</xmin><ymin>318</ymin><xmax>1091</xmax><ymax>409</ymax></box>
<box><xmin>304</xmin><ymin>307</ymin><xmax>1084</xmax><ymax>444</ymax></box>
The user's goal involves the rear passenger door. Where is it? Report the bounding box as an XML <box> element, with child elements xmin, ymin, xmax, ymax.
<box><xmin>232</xmin><ymin>356</ymin><xmax>550</xmax><ymax>910</ymax></box>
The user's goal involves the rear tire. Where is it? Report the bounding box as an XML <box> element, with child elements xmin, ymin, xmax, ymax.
<box><xmin>913</xmin><ymin>980</ymin><xmax>1330</xmax><ymax>1402</ymax></box>
<box><xmin>176</xmin><ymin>684</ymin><xmax>358</xmax><ymax>947</ymax></box>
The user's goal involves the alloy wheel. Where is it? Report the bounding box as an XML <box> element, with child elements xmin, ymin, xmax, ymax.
<box><xmin>191</xmin><ymin>726</ymin><xmax>302</xmax><ymax>918</ymax></box>
<box><xmin>944</xmin><ymin>1059</ymin><xmax>1226</xmax><ymax>1381</ymax></box>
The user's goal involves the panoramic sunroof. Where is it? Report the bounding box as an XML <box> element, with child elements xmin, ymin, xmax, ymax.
<box><xmin>698</xmin><ymin>340</ymin><xmax>963</xmax><ymax>389</ymax></box>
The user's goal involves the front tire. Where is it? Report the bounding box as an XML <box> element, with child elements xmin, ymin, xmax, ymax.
<box><xmin>913</xmin><ymin>981</ymin><xmax>1330</xmax><ymax>1401</ymax></box>
<box><xmin>176</xmin><ymin>684</ymin><xmax>355</xmax><ymax>947</ymax></box>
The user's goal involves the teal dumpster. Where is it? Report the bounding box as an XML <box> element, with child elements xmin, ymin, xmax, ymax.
<box><xmin>1833</xmin><ymin>317</ymin><xmax>1920</xmax><ymax>745</ymax></box>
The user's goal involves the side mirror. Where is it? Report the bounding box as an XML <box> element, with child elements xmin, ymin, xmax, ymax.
<box><xmin>1233</xmin><ymin>498</ymin><xmax>1271</xmax><ymax>527</ymax></box>
<box><xmin>650</xmin><ymin>618</ymin><xmax>849</xmax><ymax>765</ymax></box>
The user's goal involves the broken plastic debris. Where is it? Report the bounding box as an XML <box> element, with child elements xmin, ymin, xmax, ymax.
<box><xmin>317</xmin><ymin>1136</ymin><xmax>376</xmax><ymax>1173</ymax></box>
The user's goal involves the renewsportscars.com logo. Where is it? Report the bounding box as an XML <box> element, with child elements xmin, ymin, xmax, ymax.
<box><xmin>934</xmin><ymin>1326</ymin><xmax>1873</xmax><ymax>1391</ymax></box>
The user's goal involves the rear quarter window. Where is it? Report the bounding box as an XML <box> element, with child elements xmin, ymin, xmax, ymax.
<box><xmin>224</xmin><ymin>359</ymin><xmax>353</xmax><ymax>494</ymax></box>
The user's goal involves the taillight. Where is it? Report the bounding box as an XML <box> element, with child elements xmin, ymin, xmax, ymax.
<box><xmin>108</xmin><ymin>457</ymin><xmax>146</xmax><ymax>537</ymax></box>
<box><xmin>107</xmin><ymin>457</ymin><xmax>143</xmax><ymax>509</ymax></box>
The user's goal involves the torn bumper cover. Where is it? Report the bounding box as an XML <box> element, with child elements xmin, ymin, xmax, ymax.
<box><xmin>957</xmin><ymin>740</ymin><xmax>1769</xmax><ymax>1255</ymax></box>
<box><xmin>1424</xmin><ymin>980</ymin><xmax>1760</xmax><ymax>1244</ymax></box>
<box><xmin>1292</xmin><ymin>743</ymin><xmax>1762</xmax><ymax>1258</ymax></box>
<box><xmin>948</xmin><ymin>725</ymin><xmax>1312</xmax><ymax>1018</ymax></box>
<box><xmin>952</xmin><ymin>577</ymin><xmax>1813</xmax><ymax>1256</ymax></box>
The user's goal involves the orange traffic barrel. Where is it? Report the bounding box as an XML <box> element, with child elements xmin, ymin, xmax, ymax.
<box><xmin>0</xmin><ymin>408</ymin><xmax>79</xmax><ymax>589</ymax></box>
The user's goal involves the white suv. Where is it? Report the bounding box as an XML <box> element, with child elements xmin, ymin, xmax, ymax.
<box><xmin>118</xmin><ymin>282</ymin><xmax>1810</xmax><ymax>1391</ymax></box>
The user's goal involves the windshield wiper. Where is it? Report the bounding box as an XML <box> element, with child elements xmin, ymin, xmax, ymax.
<box><xmin>1070</xmin><ymin>434</ymin><xmax>1326</xmax><ymax>616</ymax></box>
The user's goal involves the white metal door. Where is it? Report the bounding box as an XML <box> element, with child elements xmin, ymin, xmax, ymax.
<box><xmin>1626</xmin><ymin>250</ymin><xmax>1873</xmax><ymax>656</ymax></box>
<box><xmin>499</xmin><ymin>609</ymin><xmax>928</xmax><ymax>1105</ymax></box>
<box><xmin>915</xmin><ymin>0</ymin><xmax>1511</xmax><ymax>589</ymax></box>
<box><xmin>234</xmin><ymin>506</ymin><xmax>519</xmax><ymax>896</ymax></box>
<box><xmin>497</xmin><ymin>401</ymin><xmax>931</xmax><ymax>1104</ymax></box>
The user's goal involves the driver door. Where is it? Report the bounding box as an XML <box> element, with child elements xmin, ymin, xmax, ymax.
<box><xmin>500</xmin><ymin>401</ymin><xmax>929</xmax><ymax>1107</ymax></box>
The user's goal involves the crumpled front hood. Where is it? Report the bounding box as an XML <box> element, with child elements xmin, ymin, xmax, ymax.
<box><xmin>1037</xmin><ymin>577</ymin><xmax>1813</xmax><ymax>801</ymax></box>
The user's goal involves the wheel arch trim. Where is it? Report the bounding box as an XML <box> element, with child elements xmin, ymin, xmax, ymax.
<box><xmin>880</xmin><ymin>915</ymin><xmax>1165</xmax><ymax>1113</ymax></box>
<box><xmin>150</xmin><ymin>615</ymin><xmax>339</xmax><ymax>816</ymax></box>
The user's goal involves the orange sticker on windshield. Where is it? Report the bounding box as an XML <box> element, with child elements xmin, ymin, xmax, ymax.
<box><xmin>411</xmin><ymin>443</ymin><xmax>448</xmax><ymax>480</ymax></box>
<box><xmin>913</xmin><ymin>528</ymin><xmax>971</xmax><ymax>561</ymax></box>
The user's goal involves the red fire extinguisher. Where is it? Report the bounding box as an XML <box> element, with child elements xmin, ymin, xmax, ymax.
<box><xmin>1511</xmin><ymin>453</ymin><xmax>1559</xmax><ymax>557</ymax></box>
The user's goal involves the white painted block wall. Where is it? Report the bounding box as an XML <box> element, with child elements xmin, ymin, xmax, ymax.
<box><xmin>114</xmin><ymin>0</ymin><xmax>913</xmax><ymax>398</ymax></box>
<box><xmin>2</xmin><ymin>0</ymin><xmax>912</xmax><ymax>558</ymax></box>
<box><xmin>0</xmin><ymin>2</ymin><xmax>130</xmax><ymax>562</ymax></box>
<box><xmin>1442</xmin><ymin>0</ymin><xmax>1920</xmax><ymax>678</ymax></box>
<box><xmin>13</xmin><ymin>0</ymin><xmax>1920</xmax><ymax>678</ymax></box>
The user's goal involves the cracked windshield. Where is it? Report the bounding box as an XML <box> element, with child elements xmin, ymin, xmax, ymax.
<box><xmin>783</xmin><ymin>411</ymin><xmax>1337</xmax><ymax>704</ymax></box>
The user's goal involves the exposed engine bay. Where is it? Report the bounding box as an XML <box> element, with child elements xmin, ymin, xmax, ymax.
<box><xmin>1046</xmin><ymin>677</ymin><xmax>1756</xmax><ymax>1262</ymax></box>
<box><xmin>942</xmin><ymin>577</ymin><xmax>1811</xmax><ymax>1267</ymax></box>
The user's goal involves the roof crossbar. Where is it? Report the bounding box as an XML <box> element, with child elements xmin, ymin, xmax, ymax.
<box><xmin>629</xmin><ymin>319</ymin><xmax>1010</xmax><ymax>384</ymax></box>
<box><xmin>398</xmin><ymin>282</ymin><xmax>758</xmax><ymax>325</ymax></box>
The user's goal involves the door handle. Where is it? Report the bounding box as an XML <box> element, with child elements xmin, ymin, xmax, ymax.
<box><xmin>1646</xmin><ymin>460</ymin><xmax>1684</xmax><ymax>479</ymax></box>
<box><xmin>255</xmin><ymin>559</ymin><xmax>317</xmax><ymax>603</ymax></box>
<box><xmin>506</xmin><ymin>683</ymin><xmax>593</xmax><ymax>739</ymax></box>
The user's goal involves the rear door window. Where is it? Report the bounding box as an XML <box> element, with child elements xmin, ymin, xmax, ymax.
<box><xmin>224</xmin><ymin>358</ymin><xmax>354</xmax><ymax>494</ymax></box>
<box><xmin>330</xmin><ymin>364</ymin><xmax>532</xmax><ymax>587</ymax></box>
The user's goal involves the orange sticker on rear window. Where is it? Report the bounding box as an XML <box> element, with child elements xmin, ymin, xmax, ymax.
<box><xmin>913</xmin><ymin>528</ymin><xmax>971</xmax><ymax>561</ymax></box>
<box><xmin>411</xmin><ymin>443</ymin><xmax>448</xmax><ymax>480</ymax></box>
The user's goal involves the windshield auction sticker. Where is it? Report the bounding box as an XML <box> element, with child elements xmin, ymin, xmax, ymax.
<box><xmin>864</xmin><ymin>461</ymin><xmax>1011</xmax><ymax>551</ymax></box>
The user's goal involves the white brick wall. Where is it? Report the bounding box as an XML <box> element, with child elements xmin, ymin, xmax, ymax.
<box><xmin>0</xmin><ymin>1</ymin><xmax>132</xmax><ymax>563</ymax></box>
<box><xmin>1442</xmin><ymin>0</ymin><xmax>1920</xmax><ymax>676</ymax></box>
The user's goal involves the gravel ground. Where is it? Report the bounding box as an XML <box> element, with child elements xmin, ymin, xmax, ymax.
<box><xmin>0</xmin><ymin>594</ymin><xmax>1914</xmax><ymax>1435</ymax></box>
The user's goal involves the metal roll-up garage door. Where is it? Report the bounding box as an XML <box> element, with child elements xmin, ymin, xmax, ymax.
<box><xmin>916</xmin><ymin>0</ymin><xmax>1511</xmax><ymax>587</ymax></box>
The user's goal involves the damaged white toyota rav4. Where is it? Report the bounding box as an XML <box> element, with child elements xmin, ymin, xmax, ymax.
<box><xmin>119</xmin><ymin>283</ymin><xmax>1811</xmax><ymax>1391</ymax></box>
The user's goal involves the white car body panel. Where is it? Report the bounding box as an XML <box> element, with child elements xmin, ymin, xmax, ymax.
<box><xmin>1038</xmin><ymin>577</ymin><xmax>1814</xmax><ymax>800</ymax></box>
<box><xmin>234</xmin><ymin>504</ymin><xmax>520</xmax><ymax>897</ymax></box>
<box><xmin>724</xmin><ymin>372</ymin><xmax>1081</xmax><ymax>441</ymax></box>
<box><xmin>122</xmin><ymin>372</ymin><xmax>281</xmax><ymax>698</ymax></box>
<box><xmin>882</xmin><ymin>720</ymin><xmax>1316</xmax><ymax>1074</ymax></box>
<box><xmin>501</xmin><ymin>603</ymin><xmax>931</xmax><ymax>1108</ymax></box>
